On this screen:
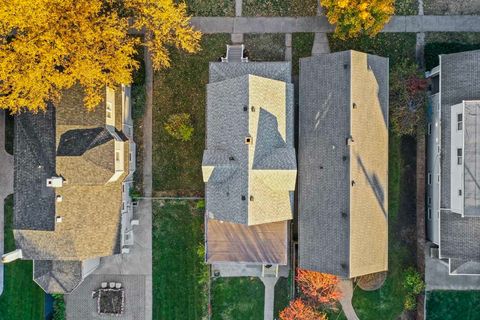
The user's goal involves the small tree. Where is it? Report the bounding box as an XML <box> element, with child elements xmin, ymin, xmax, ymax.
<box><xmin>390</xmin><ymin>59</ymin><xmax>428</xmax><ymax>136</ymax></box>
<box><xmin>279</xmin><ymin>299</ymin><xmax>326</xmax><ymax>320</ymax></box>
<box><xmin>296</xmin><ymin>268</ymin><xmax>342</xmax><ymax>306</ymax></box>
<box><xmin>164</xmin><ymin>113</ymin><xmax>194</xmax><ymax>141</ymax></box>
<box><xmin>321</xmin><ymin>0</ymin><xmax>395</xmax><ymax>40</ymax></box>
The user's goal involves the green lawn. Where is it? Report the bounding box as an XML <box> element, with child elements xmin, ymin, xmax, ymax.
<box><xmin>152</xmin><ymin>34</ymin><xmax>228</xmax><ymax>195</ymax></box>
<box><xmin>426</xmin><ymin>291</ymin><xmax>480</xmax><ymax>320</ymax></box>
<box><xmin>243</xmin><ymin>0</ymin><xmax>317</xmax><ymax>16</ymax></box>
<box><xmin>211</xmin><ymin>277</ymin><xmax>264</xmax><ymax>320</ymax></box>
<box><xmin>292</xmin><ymin>33</ymin><xmax>315</xmax><ymax>76</ymax></box>
<box><xmin>184</xmin><ymin>0</ymin><xmax>234</xmax><ymax>16</ymax></box>
<box><xmin>273</xmin><ymin>274</ymin><xmax>291</xmax><ymax>318</ymax></box>
<box><xmin>0</xmin><ymin>196</ymin><xmax>45</xmax><ymax>320</ymax></box>
<box><xmin>152</xmin><ymin>200</ymin><xmax>208</xmax><ymax>320</ymax></box>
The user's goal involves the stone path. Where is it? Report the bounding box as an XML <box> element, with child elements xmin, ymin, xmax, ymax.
<box><xmin>312</xmin><ymin>3</ymin><xmax>330</xmax><ymax>56</ymax></box>
<box><xmin>0</xmin><ymin>110</ymin><xmax>13</xmax><ymax>296</ymax></box>
<box><xmin>191</xmin><ymin>15</ymin><xmax>480</xmax><ymax>34</ymax></box>
<box><xmin>261</xmin><ymin>277</ymin><xmax>278</xmax><ymax>320</ymax></box>
<box><xmin>338</xmin><ymin>280</ymin><xmax>359</xmax><ymax>320</ymax></box>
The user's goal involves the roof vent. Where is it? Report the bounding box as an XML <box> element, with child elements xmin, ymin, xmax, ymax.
<box><xmin>341</xmin><ymin>211</ymin><xmax>348</xmax><ymax>218</ymax></box>
<box><xmin>46</xmin><ymin>177</ymin><xmax>63</xmax><ymax>188</ymax></box>
<box><xmin>346</xmin><ymin>136</ymin><xmax>355</xmax><ymax>146</ymax></box>
<box><xmin>56</xmin><ymin>216</ymin><xmax>63</xmax><ymax>223</ymax></box>
<box><xmin>229</xmin><ymin>156</ymin><xmax>235</xmax><ymax>161</ymax></box>
<box><xmin>245</xmin><ymin>137</ymin><xmax>252</xmax><ymax>145</ymax></box>
<box><xmin>342</xmin><ymin>156</ymin><xmax>348</xmax><ymax>161</ymax></box>
<box><xmin>343</xmin><ymin>64</ymin><xmax>349</xmax><ymax>69</ymax></box>
<box><xmin>56</xmin><ymin>195</ymin><xmax>63</xmax><ymax>202</ymax></box>
<box><xmin>251</xmin><ymin>106</ymin><xmax>256</xmax><ymax>112</ymax></box>
<box><xmin>250</xmin><ymin>196</ymin><xmax>254</xmax><ymax>201</ymax></box>
<box><xmin>352</xmin><ymin>102</ymin><xmax>357</xmax><ymax>109</ymax></box>
<box><xmin>241</xmin><ymin>195</ymin><xmax>246</xmax><ymax>201</ymax></box>
<box><xmin>243</xmin><ymin>106</ymin><xmax>248</xmax><ymax>111</ymax></box>
<box><xmin>351</xmin><ymin>180</ymin><xmax>356</xmax><ymax>187</ymax></box>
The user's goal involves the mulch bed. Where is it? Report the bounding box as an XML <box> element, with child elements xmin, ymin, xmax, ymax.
<box><xmin>355</xmin><ymin>272</ymin><xmax>388</xmax><ymax>291</ymax></box>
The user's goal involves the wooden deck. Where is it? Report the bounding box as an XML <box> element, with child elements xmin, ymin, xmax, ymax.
<box><xmin>206</xmin><ymin>219</ymin><xmax>288</xmax><ymax>265</ymax></box>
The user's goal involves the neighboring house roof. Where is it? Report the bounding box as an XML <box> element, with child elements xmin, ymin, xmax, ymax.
<box><xmin>33</xmin><ymin>260</ymin><xmax>83</xmax><ymax>293</ymax></box>
<box><xmin>203</xmin><ymin>63</ymin><xmax>296</xmax><ymax>226</ymax></box>
<box><xmin>298</xmin><ymin>51</ymin><xmax>389</xmax><ymax>278</ymax></box>
<box><xmin>14</xmin><ymin>84</ymin><xmax>128</xmax><ymax>262</ymax></box>
<box><xmin>203</xmin><ymin>60</ymin><xmax>295</xmax><ymax>265</ymax></box>
<box><xmin>437</xmin><ymin>50</ymin><xmax>480</xmax><ymax>261</ymax></box>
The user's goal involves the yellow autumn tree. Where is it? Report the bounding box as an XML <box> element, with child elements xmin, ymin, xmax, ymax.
<box><xmin>321</xmin><ymin>0</ymin><xmax>395</xmax><ymax>40</ymax></box>
<box><xmin>0</xmin><ymin>0</ymin><xmax>201</xmax><ymax>113</ymax></box>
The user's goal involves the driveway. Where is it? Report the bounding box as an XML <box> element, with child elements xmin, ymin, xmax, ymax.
<box><xmin>0</xmin><ymin>110</ymin><xmax>14</xmax><ymax>296</ymax></box>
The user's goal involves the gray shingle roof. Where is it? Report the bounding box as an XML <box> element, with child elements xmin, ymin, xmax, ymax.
<box><xmin>298</xmin><ymin>52</ymin><xmax>351</xmax><ymax>277</ymax></box>
<box><xmin>204</xmin><ymin>62</ymin><xmax>295</xmax><ymax>226</ymax></box>
<box><xmin>34</xmin><ymin>260</ymin><xmax>83</xmax><ymax>294</ymax></box>
<box><xmin>14</xmin><ymin>104</ymin><xmax>56</xmax><ymax>231</ymax></box>
<box><xmin>209</xmin><ymin>62</ymin><xmax>291</xmax><ymax>84</ymax></box>
<box><xmin>298</xmin><ymin>51</ymin><xmax>389</xmax><ymax>278</ymax></box>
<box><xmin>438</xmin><ymin>50</ymin><xmax>480</xmax><ymax>261</ymax></box>
<box><xmin>440</xmin><ymin>210</ymin><xmax>480</xmax><ymax>261</ymax></box>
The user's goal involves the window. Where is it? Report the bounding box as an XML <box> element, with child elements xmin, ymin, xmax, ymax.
<box><xmin>107</xmin><ymin>101</ymin><xmax>113</xmax><ymax>119</ymax></box>
<box><xmin>116</xmin><ymin>151</ymin><xmax>120</xmax><ymax>162</ymax></box>
<box><xmin>457</xmin><ymin>113</ymin><xmax>463</xmax><ymax>131</ymax></box>
<box><xmin>459</xmin><ymin>189</ymin><xmax>462</xmax><ymax>196</ymax></box>
<box><xmin>427</xmin><ymin>123</ymin><xmax>432</xmax><ymax>135</ymax></box>
<box><xmin>457</xmin><ymin>148</ymin><xmax>463</xmax><ymax>165</ymax></box>
<box><xmin>427</xmin><ymin>208</ymin><xmax>432</xmax><ymax>220</ymax></box>
<box><xmin>428</xmin><ymin>197</ymin><xmax>432</xmax><ymax>205</ymax></box>
<box><xmin>428</xmin><ymin>173</ymin><xmax>432</xmax><ymax>185</ymax></box>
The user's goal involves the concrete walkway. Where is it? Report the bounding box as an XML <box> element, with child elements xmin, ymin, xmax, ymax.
<box><xmin>191</xmin><ymin>15</ymin><xmax>480</xmax><ymax>34</ymax></box>
<box><xmin>261</xmin><ymin>277</ymin><xmax>278</xmax><ymax>320</ymax></box>
<box><xmin>338</xmin><ymin>280</ymin><xmax>359</xmax><ymax>320</ymax></box>
<box><xmin>0</xmin><ymin>110</ymin><xmax>14</xmax><ymax>296</ymax></box>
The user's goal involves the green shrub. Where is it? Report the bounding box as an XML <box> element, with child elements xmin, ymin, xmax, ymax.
<box><xmin>164</xmin><ymin>113</ymin><xmax>194</xmax><ymax>142</ymax></box>
<box><xmin>129</xmin><ymin>188</ymin><xmax>142</xmax><ymax>200</ymax></box>
<box><xmin>52</xmin><ymin>294</ymin><xmax>66</xmax><ymax>320</ymax></box>
<box><xmin>403</xmin><ymin>268</ymin><xmax>425</xmax><ymax>295</ymax></box>
<box><xmin>404</xmin><ymin>294</ymin><xmax>417</xmax><ymax>311</ymax></box>
<box><xmin>402</xmin><ymin>268</ymin><xmax>425</xmax><ymax>311</ymax></box>
<box><xmin>195</xmin><ymin>199</ymin><xmax>205</xmax><ymax>210</ymax></box>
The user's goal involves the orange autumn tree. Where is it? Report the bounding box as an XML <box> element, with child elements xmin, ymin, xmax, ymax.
<box><xmin>321</xmin><ymin>0</ymin><xmax>395</xmax><ymax>40</ymax></box>
<box><xmin>280</xmin><ymin>299</ymin><xmax>326</xmax><ymax>320</ymax></box>
<box><xmin>296</xmin><ymin>268</ymin><xmax>342</xmax><ymax>306</ymax></box>
<box><xmin>0</xmin><ymin>0</ymin><xmax>201</xmax><ymax>113</ymax></box>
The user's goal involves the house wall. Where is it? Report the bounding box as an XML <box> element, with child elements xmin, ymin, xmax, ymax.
<box><xmin>450</xmin><ymin>103</ymin><xmax>464</xmax><ymax>215</ymax></box>
<box><xmin>426</xmin><ymin>93</ymin><xmax>441</xmax><ymax>244</ymax></box>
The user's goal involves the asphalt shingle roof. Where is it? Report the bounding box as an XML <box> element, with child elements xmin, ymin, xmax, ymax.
<box><xmin>438</xmin><ymin>49</ymin><xmax>480</xmax><ymax>261</ymax></box>
<box><xmin>203</xmin><ymin>62</ymin><xmax>296</xmax><ymax>226</ymax></box>
<box><xmin>14</xmin><ymin>85</ymin><xmax>129</xmax><ymax>262</ymax></box>
<box><xmin>298</xmin><ymin>51</ymin><xmax>389</xmax><ymax>278</ymax></box>
<box><xmin>34</xmin><ymin>260</ymin><xmax>83</xmax><ymax>294</ymax></box>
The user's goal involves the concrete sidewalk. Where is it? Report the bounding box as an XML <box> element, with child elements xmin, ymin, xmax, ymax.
<box><xmin>0</xmin><ymin>110</ymin><xmax>14</xmax><ymax>296</ymax></box>
<box><xmin>191</xmin><ymin>15</ymin><xmax>480</xmax><ymax>34</ymax></box>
